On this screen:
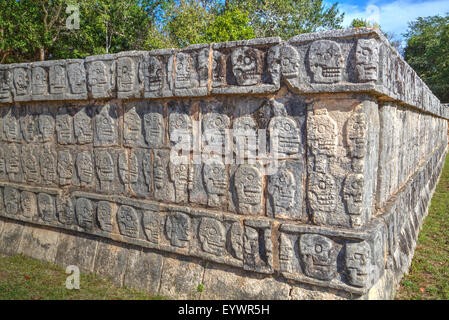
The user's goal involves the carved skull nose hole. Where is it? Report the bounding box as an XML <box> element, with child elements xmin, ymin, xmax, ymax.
<box><xmin>315</xmin><ymin>244</ymin><xmax>323</xmax><ymax>253</ymax></box>
<box><xmin>319</xmin><ymin>181</ymin><xmax>326</xmax><ymax>189</ymax></box>
<box><xmin>244</xmin><ymin>57</ymin><xmax>251</xmax><ymax>65</ymax></box>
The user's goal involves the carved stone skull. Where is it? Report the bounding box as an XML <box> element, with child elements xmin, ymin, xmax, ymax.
<box><xmin>346</xmin><ymin>111</ymin><xmax>367</xmax><ymax>159</ymax></box>
<box><xmin>20</xmin><ymin>191</ymin><xmax>37</xmax><ymax>218</ymax></box>
<box><xmin>165</xmin><ymin>211</ymin><xmax>191</xmax><ymax>248</ymax></box>
<box><xmin>144</xmin><ymin>111</ymin><xmax>164</xmax><ymax>146</ymax></box>
<box><xmin>76</xmin><ymin>152</ymin><xmax>93</xmax><ymax>185</ymax></box>
<box><xmin>345</xmin><ymin>241</ymin><xmax>371</xmax><ymax>287</ymax></box>
<box><xmin>67</xmin><ymin>62</ymin><xmax>86</xmax><ymax>94</ymax></box>
<box><xmin>75</xmin><ymin>197</ymin><xmax>93</xmax><ymax>229</ymax></box>
<box><xmin>38</xmin><ymin>193</ymin><xmax>55</xmax><ymax>222</ymax></box>
<box><xmin>355</xmin><ymin>39</ymin><xmax>379</xmax><ymax>82</ymax></box>
<box><xmin>269</xmin><ymin>116</ymin><xmax>301</xmax><ymax>157</ymax></box>
<box><xmin>198</xmin><ymin>217</ymin><xmax>226</xmax><ymax>256</ymax></box>
<box><xmin>308</xmin><ymin>40</ymin><xmax>344</xmax><ymax>83</ymax></box>
<box><xmin>343</xmin><ymin>173</ymin><xmax>364</xmax><ymax>216</ymax></box>
<box><xmin>307</xmin><ymin>109</ymin><xmax>338</xmax><ymax>157</ymax></box>
<box><xmin>231</xmin><ymin>47</ymin><xmax>262</xmax><ymax>86</ymax></box>
<box><xmin>235</xmin><ymin>165</ymin><xmax>263</xmax><ymax>214</ymax></box>
<box><xmin>117</xmin><ymin>57</ymin><xmax>134</xmax><ymax>92</ymax></box>
<box><xmin>299</xmin><ymin>233</ymin><xmax>337</xmax><ymax>280</ymax></box>
<box><xmin>268</xmin><ymin>167</ymin><xmax>296</xmax><ymax>215</ymax></box>
<box><xmin>32</xmin><ymin>67</ymin><xmax>47</xmax><ymax>95</ymax></box>
<box><xmin>147</xmin><ymin>55</ymin><xmax>163</xmax><ymax>92</ymax></box>
<box><xmin>13</xmin><ymin>67</ymin><xmax>29</xmax><ymax>95</ymax></box>
<box><xmin>4</xmin><ymin>187</ymin><xmax>19</xmax><ymax>215</ymax></box>
<box><xmin>117</xmin><ymin>205</ymin><xmax>138</xmax><ymax>238</ymax></box>
<box><xmin>203</xmin><ymin>159</ymin><xmax>227</xmax><ymax>207</ymax></box>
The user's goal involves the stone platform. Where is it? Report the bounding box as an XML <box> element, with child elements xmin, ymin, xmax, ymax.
<box><xmin>0</xmin><ymin>28</ymin><xmax>447</xmax><ymax>299</ymax></box>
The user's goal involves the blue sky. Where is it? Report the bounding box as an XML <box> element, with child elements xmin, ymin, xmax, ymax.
<box><xmin>328</xmin><ymin>0</ymin><xmax>449</xmax><ymax>38</ymax></box>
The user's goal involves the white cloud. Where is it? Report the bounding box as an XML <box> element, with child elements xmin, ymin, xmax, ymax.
<box><xmin>339</xmin><ymin>0</ymin><xmax>449</xmax><ymax>37</ymax></box>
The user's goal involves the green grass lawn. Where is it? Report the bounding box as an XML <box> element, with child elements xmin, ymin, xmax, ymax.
<box><xmin>395</xmin><ymin>153</ymin><xmax>449</xmax><ymax>300</ymax></box>
<box><xmin>0</xmin><ymin>254</ymin><xmax>164</xmax><ymax>300</ymax></box>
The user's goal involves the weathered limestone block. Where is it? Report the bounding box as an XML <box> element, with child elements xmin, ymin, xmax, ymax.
<box><xmin>0</xmin><ymin>28</ymin><xmax>447</xmax><ymax>300</ymax></box>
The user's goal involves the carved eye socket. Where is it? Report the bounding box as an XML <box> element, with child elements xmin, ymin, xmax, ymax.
<box><xmin>315</xmin><ymin>244</ymin><xmax>323</xmax><ymax>253</ymax></box>
<box><xmin>214</xmin><ymin>118</ymin><xmax>223</xmax><ymax>126</ymax></box>
<box><xmin>319</xmin><ymin>181</ymin><xmax>326</xmax><ymax>189</ymax></box>
<box><xmin>363</xmin><ymin>49</ymin><xmax>370</xmax><ymax>56</ymax></box>
<box><xmin>213</xmin><ymin>167</ymin><xmax>219</xmax><ymax>174</ymax></box>
<box><xmin>284</xmin><ymin>123</ymin><xmax>291</xmax><ymax>131</ymax></box>
<box><xmin>247</xmin><ymin>174</ymin><xmax>254</xmax><ymax>181</ymax></box>
<box><xmin>244</xmin><ymin>56</ymin><xmax>252</xmax><ymax>65</ymax></box>
<box><xmin>281</xmin><ymin>58</ymin><xmax>290</xmax><ymax>66</ymax></box>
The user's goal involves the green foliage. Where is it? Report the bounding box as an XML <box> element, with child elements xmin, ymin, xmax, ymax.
<box><xmin>403</xmin><ymin>14</ymin><xmax>449</xmax><ymax>103</ymax></box>
<box><xmin>229</xmin><ymin>0</ymin><xmax>344</xmax><ymax>39</ymax></box>
<box><xmin>350</xmin><ymin>18</ymin><xmax>380</xmax><ymax>29</ymax></box>
<box><xmin>1</xmin><ymin>0</ymin><xmax>346</xmax><ymax>62</ymax></box>
<box><xmin>197</xmin><ymin>284</ymin><xmax>204</xmax><ymax>292</ymax></box>
<box><xmin>203</xmin><ymin>7</ymin><xmax>255</xmax><ymax>43</ymax></box>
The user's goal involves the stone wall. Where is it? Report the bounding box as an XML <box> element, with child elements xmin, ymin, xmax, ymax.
<box><xmin>0</xmin><ymin>28</ymin><xmax>447</xmax><ymax>299</ymax></box>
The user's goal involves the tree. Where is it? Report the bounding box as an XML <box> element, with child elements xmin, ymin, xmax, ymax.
<box><xmin>228</xmin><ymin>0</ymin><xmax>344</xmax><ymax>39</ymax></box>
<box><xmin>203</xmin><ymin>6</ymin><xmax>255</xmax><ymax>43</ymax></box>
<box><xmin>403</xmin><ymin>14</ymin><xmax>449</xmax><ymax>103</ymax></box>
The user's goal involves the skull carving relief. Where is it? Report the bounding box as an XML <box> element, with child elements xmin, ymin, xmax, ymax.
<box><xmin>231</xmin><ymin>47</ymin><xmax>262</xmax><ymax>86</ymax></box>
<box><xmin>38</xmin><ymin>193</ymin><xmax>56</xmax><ymax>222</ymax></box>
<box><xmin>142</xmin><ymin>210</ymin><xmax>160</xmax><ymax>244</ymax></box>
<box><xmin>13</xmin><ymin>67</ymin><xmax>30</xmax><ymax>96</ymax></box>
<box><xmin>346</xmin><ymin>111</ymin><xmax>367</xmax><ymax>159</ymax></box>
<box><xmin>20</xmin><ymin>191</ymin><xmax>37</xmax><ymax>218</ymax></box>
<box><xmin>88</xmin><ymin>61</ymin><xmax>108</xmax><ymax>94</ymax></box>
<box><xmin>308</xmin><ymin>40</ymin><xmax>344</xmax><ymax>83</ymax></box>
<box><xmin>58</xmin><ymin>151</ymin><xmax>73</xmax><ymax>186</ymax></box>
<box><xmin>0</xmin><ymin>69</ymin><xmax>11</xmax><ymax>99</ymax></box>
<box><xmin>32</xmin><ymin>67</ymin><xmax>47</xmax><ymax>95</ymax></box>
<box><xmin>268</xmin><ymin>167</ymin><xmax>296</xmax><ymax>217</ymax></box>
<box><xmin>49</xmin><ymin>65</ymin><xmax>66</xmax><ymax>94</ymax></box>
<box><xmin>76</xmin><ymin>151</ymin><xmax>93</xmax><ymax>186</ymax></box>
<box><xmin>95</xmin><ymin>104</ymin><xmax>118</xmax><ymax>146</ymax></box>
<box><xmin>343</xmin><ymin>173</ymin><xmax>364</xmax><ymax>217</ymax></box>
<box><xmin>67</xmin><ymin>62</ymin><xmax>86</xmax><ymax>94</ymax></box>
<box><xmin>75</xmin><ymin>197</ymin><xmax>93</xmax><ymax>229</ymax></box>
<box><xmin>308</xmin><ymin>172</ymin><xmax>337</xmax><ymax>224</ymax></box>
<box><xmin>74</xmin><ymin>108</ymin><xmax>93</xmax><ymax>144</ymax></box>
<box><xmin>203</xmin><ymin>159</ymin><xmax>228</xmax><ymax>207</ymax></box>
<box><xmin>299</xmin><ymin>233</ymin><xmax>338</xmax><ymax>280</ymax></box>
<box><xmin>124</xmin><ymin>106</ymin><xmax>142</xmax><ymax>145</ymax></box>
<box><xmin>96</xmin><ymin>151</ymin><xmax>114</xmax><ymax>190</ymax></box>
<box><xmin>355</xmin><ymin>39</ymin><xmax>380</xmax><ymax>82</ymax></box>
<box><xmin>38</xmin><ymin>113</ymin><xmax>55</xmax><ymax>142</ymax></box>
<box><xmin>198</xmin><ymin>217</ymin><xmax>226</xmax><ymax>256</ymax></box>
<box><xmin>117</xmin><ymin>57</ymin><xmax>134</xmax><ymax>92</ymax></box>
<box><xmin>146</xmin><ymin>55</ymin><xmax>163</xmax><ymax>92</ymax></box>
<box><xmin>234</xmin><ymin>165</ymin><xmax>263</xmax><ymax>215</ymax></box>
<box><xmin>96</xmin><ymin>201</ymin><xmax>112</xmax><ymax>232</ymax></box>
<box><xmin>169</xmin><ymin>112</ymin><xmax>192</xmax><ymax>149</ymax></box>
<box><xmin>175</xmin><ymin>52</ymin><xmax>197</xmax><ymax>89</ymax></box>
<box><xmin>230</xmin><ymin>222</ymin><xmax>243</xmax><ymax>260</ymax></box>
<box><xmin>165</xmin><ymin>211</ymin><xmax>191</xmax><ymax>248</ymax></box>
<box><xmin>169</xmin><ymin>161</ymin><xmax>189</xmax><ymax>203</ymax></box>
<box><xmin>345</xmin><ymin>241</ymin><xmax>372</xmax><ymax>287</ymax></box>
<box><xmin>3</xmin><ymin>109</ymin><xmax>21</xmax><ymax>142</ymax></box>
<box><xmin>22</xmin><ymin>149</ymin><xmax>39</xmax><ymax>183</ymax></box>
<box><xmin>212</xmin><ymin>51</ymin><xmax>226</xmax><ymax>87</ymax></box>
<box><xmin>203</xmin><ymin>113</ymin><xmax>230</xmax><ymax>151</ymax></box>
<box><xmin>4</xmin><ymin>187</ymin><xmax>19</xmax><ymax>215</ymax></box>
<box><xmin>269</xmin><ymin>116</ymin><xmax>301</xmax><ymax>158</ymax></box>
<box><xmin>144</xmin><ymin>111</ymin><xmax>164</xmax><ymax>147</ymax></box>
<box><xmin>233</xmin><ymin>116</ymin><xmax>257</xmax><ymax>159</ymax></box>
<box><xmin>40</xmin><ymin>147</ymin><xmax>57</xmax><ymax>184</ymax></box>
<box><xmin>307</xmin><ymin>109</ymin><xmax>338</xmax><ymax>158</ymax></box>
<box><xmin>279</xmin><ymin>233</ymin><xmax>294</xmax><ymax>273</ymax></box>
<box><xmin>117</xmin><ymin>205</ymin><xmax>139</xmax><ymax>238</ymax></box>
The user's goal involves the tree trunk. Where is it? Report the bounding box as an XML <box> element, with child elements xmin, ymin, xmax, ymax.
<box><xmin>39</xmin><ymin>47</ymin><xmax>45</xmax><ymax>61</ymax></box>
